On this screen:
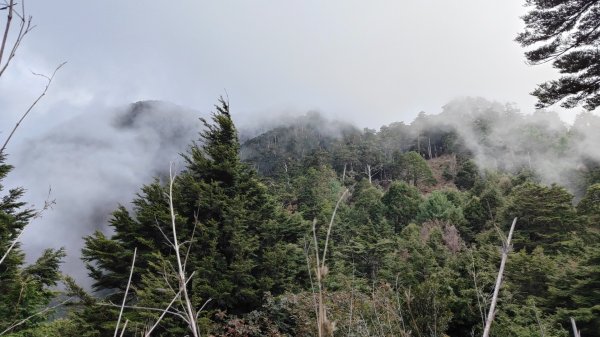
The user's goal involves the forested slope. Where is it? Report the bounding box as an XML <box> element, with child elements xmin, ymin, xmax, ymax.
<box><xmin>1</xmin><ymin>98</ymin><xmax>599</xmax><ymax>336</ymax></box>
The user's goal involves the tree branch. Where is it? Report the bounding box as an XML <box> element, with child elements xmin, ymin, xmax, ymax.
<box><xmin>0</xmin><ymin>61</ymin><xmax>66</xmax><ymax>155</ymax></box>
<box><xmin>114</xmin><ymin>247</ymin><xmax>136</xmax><ymax>337</ymax></box>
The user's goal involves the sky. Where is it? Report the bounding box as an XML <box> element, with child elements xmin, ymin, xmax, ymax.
<box><xmin>0</xmin><ymin>0</ymin><xmax>581</xmax><ymax>139</ymax></box>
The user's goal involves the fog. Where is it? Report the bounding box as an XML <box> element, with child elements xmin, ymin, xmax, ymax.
<box><xmin>5</xmin><ymin>101</ymin><xmax>203</xmax><ymax>285</ymax></box>
<box><xmin>413</xmin><ymin>97</ymin><xmax>600</xmax><ymax>194</ymax></box>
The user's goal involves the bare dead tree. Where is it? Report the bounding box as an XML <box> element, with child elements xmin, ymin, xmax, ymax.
<box><xmin>482</xmin><ymin>217</ymin><xmax>517</xmax><ymax>337</ymax></box>
<box><xmin>570</xmin><ymin>317</ymin><xmax>581</xmax><ymax>337</ymax></box>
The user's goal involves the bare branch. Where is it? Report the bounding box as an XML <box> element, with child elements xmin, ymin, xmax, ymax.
<box><xmin>117</xmin><ymin>319</ymin><xmax>128</xmax><ymax>337</ymax></box>
<box><xmin>0</xmin><ymin>0</ymin><xmax>36</xmax><ymax>78</ymax></box>
<box><xmin>0</xmin><ymin>230</ymin><xmax>22</xmax><ymax>266</ymax></box>
<box><xmin>168</xmin><ymin>163</ymin><xmax>200</xmax><ymax>337</ymax></box>
<box><xmin>99</xmin><ymin>302</ymin><xmax>189</xmax><ymax>324</ymax></box>
<box><xmin>114</xmin><ymin>247</ymin><xmax>137</xmax><ymax>337</ymax></box>
<box><xmin>0</xmin><ymin>61</ymin><xmax>66</xmax><ymax>155</ymax></box>
<box><xmin>0</xmin><ymin>0</ymin><xmax>14</xmax><ymax>65</ymax></box>
<box><xmin>0</xmin><ymin>297</ymin><xmax>72</xmax><ymax>335</ymax></box>
<box><xmin>144</xmin><ymin>272</ymin><xmax>196</xmax><ymax>337</ymax></box>
<box><xmin>195</xmin><ymin>298</ymin><xmax>212</xmax><ymax>320</ymax></box>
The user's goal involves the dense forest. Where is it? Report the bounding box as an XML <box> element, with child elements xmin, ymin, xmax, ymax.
<box><xmin>1</xmin><ymin>96</ymin><xmax>599</xmax><ymax>336</ymax></box>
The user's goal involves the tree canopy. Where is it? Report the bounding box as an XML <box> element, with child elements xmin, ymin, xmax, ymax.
<box><xmin>517</xmin><ymin>0</ymin><xmax>600</xmax><ymax>110</ymax></box>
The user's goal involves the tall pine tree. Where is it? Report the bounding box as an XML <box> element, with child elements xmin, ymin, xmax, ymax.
<box><xmin>81</xmin><ymin>98</ymin><xmax>306</xmax><ymax>334</ymax></box>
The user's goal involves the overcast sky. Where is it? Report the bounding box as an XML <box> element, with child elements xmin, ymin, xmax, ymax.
<box><xmin>0</xmin><ymin>1</ymin><xmax>581</xmax><ymax>143</ymax></box>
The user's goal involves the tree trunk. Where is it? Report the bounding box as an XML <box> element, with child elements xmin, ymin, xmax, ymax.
<box><xmin>428</xmin><ymin>137</ymin><xmax>432</xmax><ymax>159</ymax></box>
<box><xmin>482</xmin><ymin>218</ymin><xmax>518</xmax><ymax>337</ymax></box>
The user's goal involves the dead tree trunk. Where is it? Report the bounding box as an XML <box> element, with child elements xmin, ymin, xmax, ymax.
<box><xmin>482</xmin><ymin>218</ymin><xmax>517</xmax><ymax>337</ymax></box>
<box><xmin>570</xmin><ymin>317</ymin><xmax>581</xmax><ymax>337</ymax></box>
<box><xmin>428</xmin><ymin>137</ymin><xmax>432</xmax><ymax>159</ymax></box>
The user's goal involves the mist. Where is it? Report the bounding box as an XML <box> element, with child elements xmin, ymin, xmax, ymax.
<box><xmin>5</xmin><ymin>101</ymin><xmax>203</xmax><ymax>286</ymax></box>
<box><xmin>412</xmin><ymin>97</ymin><xmax>600</xmax><ymax>194</ymax></box>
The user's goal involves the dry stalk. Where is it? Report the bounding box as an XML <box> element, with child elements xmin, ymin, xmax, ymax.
<box><xmin>310</xmin><ymin>188</ymin><xmax>349</xmax><ymax>336</ymax></box>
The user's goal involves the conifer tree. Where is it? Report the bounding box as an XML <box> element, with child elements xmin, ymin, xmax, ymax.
<box><xmin>392</xmin><ymin>151</ymin><xmax>436</xmax><ymax>187</ymax></box>
<box><xmin>0</xmin><ymin>154</ymin><xmax>66</xmax><ymax>335</ymax></box>
<box><xmin>416</xmin><ymin>191</ymin><xmax>465</xmax><ymax>226</ymax></box>
<box><xmin>81</xmin><ymin>98</ymin><xmax>306</xmax><ymax>334</ymax></box>
<box><xmin>455</xmin><ymin>160</ymin><xmax>479</xmax><ymax>190</ymax></box>
<box><xmin>504</xmin><ymin>182</ymin><xmax>580</xmax><ymax>253</ymax></box>
<box><xmin>517</xmin><ymin>0</ymin><xmax>600</xmax><ymax>110</ymax></box>
<box><xmin>549</xmin><ymin>244</ymin><xmax>600</xmax><ymax>337</ymax></box>
<box><xmin>577</xmin><ymin>183</ymin><xmax>600</xmax><ymax>229</ymax></box>
<box><xmin>338</xmin><ymin>180</ymin><xmax>393</xmax><ymax>281</ymax></box>
<box><xmin>381</xmin><ymin>181</ymin><xmax>422</xmax><ymax>233</ymax></box>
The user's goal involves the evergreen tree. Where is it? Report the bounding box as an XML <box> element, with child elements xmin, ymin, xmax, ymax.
<box><xmin>416</xmin><ymin>191</ymin><xmax>465</xmax><ymax>226</ymax></box>
<box><xmin>455</xmin><ymin>160</ymin><xmax>479</xmax><ymax>190</ymax></box>
<box><xmin>293</xmin><ymin>165</ymin><xmax>343</xmax><ymax>223</ymax></box>
<box><xmin>503</xmin><ymin>182</ymin><xmax>580</xmax><ymax>253</ymax></box>
<box><xmin>393</xmin><ymin>151</ymin><xmax>436</xmax><ymax>187</ymax></box>
<box><xmin>338</xmin><ymin>181</ymin><xmax>394</xmax><ymax>281</ymax></box>
<box><xmin>517</xmin><ymin>0</ymin><xmax>600</xmax><ymax>110</ymax></box>
<box><xmin>577</xmin><ymin>183</ymin><xmax>600</xmax><ymax>229</ymax></box>
<box><xmin>381</xmin><ymin>181</ymin><xmax>422</xmax><ymax>233</ymax></box>
<box><xmin>550</xmin><ymin>244</ymin><xmax>600</xmax><ymax>337</ymax></box>
<box><xmin>81</xmin><ymin>99</ymin><xmax>307</xmax><ymax>334</ymax></box>
<box><xmin>0</xmin><ymin>154</ymin><xmax>65</xmax><ymax>335</ymax></box>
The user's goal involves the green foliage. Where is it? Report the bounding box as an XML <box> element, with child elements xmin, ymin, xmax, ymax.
<box><xmin>503</xmin><ymin>182</ymin><xmax>580</xmax><ymax>253</ymax></box>
<box><xmin>393</xmin><ymin>151</ymin><xmax>436</xmax><ymax>187</ymax></box>
<box><xmin>293</xmin><ymin>165</ymin><xmax>342</xmax><ymax>223</ymax></box>
<box><xmin>381</xmin><ymin>181</ymin><xmax>422</xmax><ymax>232</ymax></box>
<box><xmin>337</xmin><ymin>181</ymin><xmax>394</xmax><ymax>281</ymax></box>
<box><xmin>492</xmin><ymin>299</ymin><xmax>568</xmax><ymax>337</ymax></box>
<box><xmin>388</xmin><ymin>223</ymin><xmax>462</xmax><ymax>336</ymax></box>
<box><xmin>517</xmin><ymin>0</ymin><xmax>600</xmax><ymax>110</ymax></box>
<box><xmin>416</xmin><ymin>191</ymin><xmax>465</xmax><ymax>226</ymax></box>
<box><xmin>0</xmin><ymin>154</ymin><xmax>66</xmax><ymax>336</ymax></box>
<box><xmin>79</xmin><ymin>99</ymin><xmax>307</xmax><ymax>334</ymax></box>
<box><xmin>455</xmin><ymin>160</ymin><xmax>479</xmax><ymax>190</ymax></box>
<box><xmin>550</xmin><ymin>244</ymin><xmax>600</xmax><ymax>337</ymax></box>
<box><xmin>577</xmin><ymin>183</ymin><xmax>600</xmax><ymax>228</ymax></box>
